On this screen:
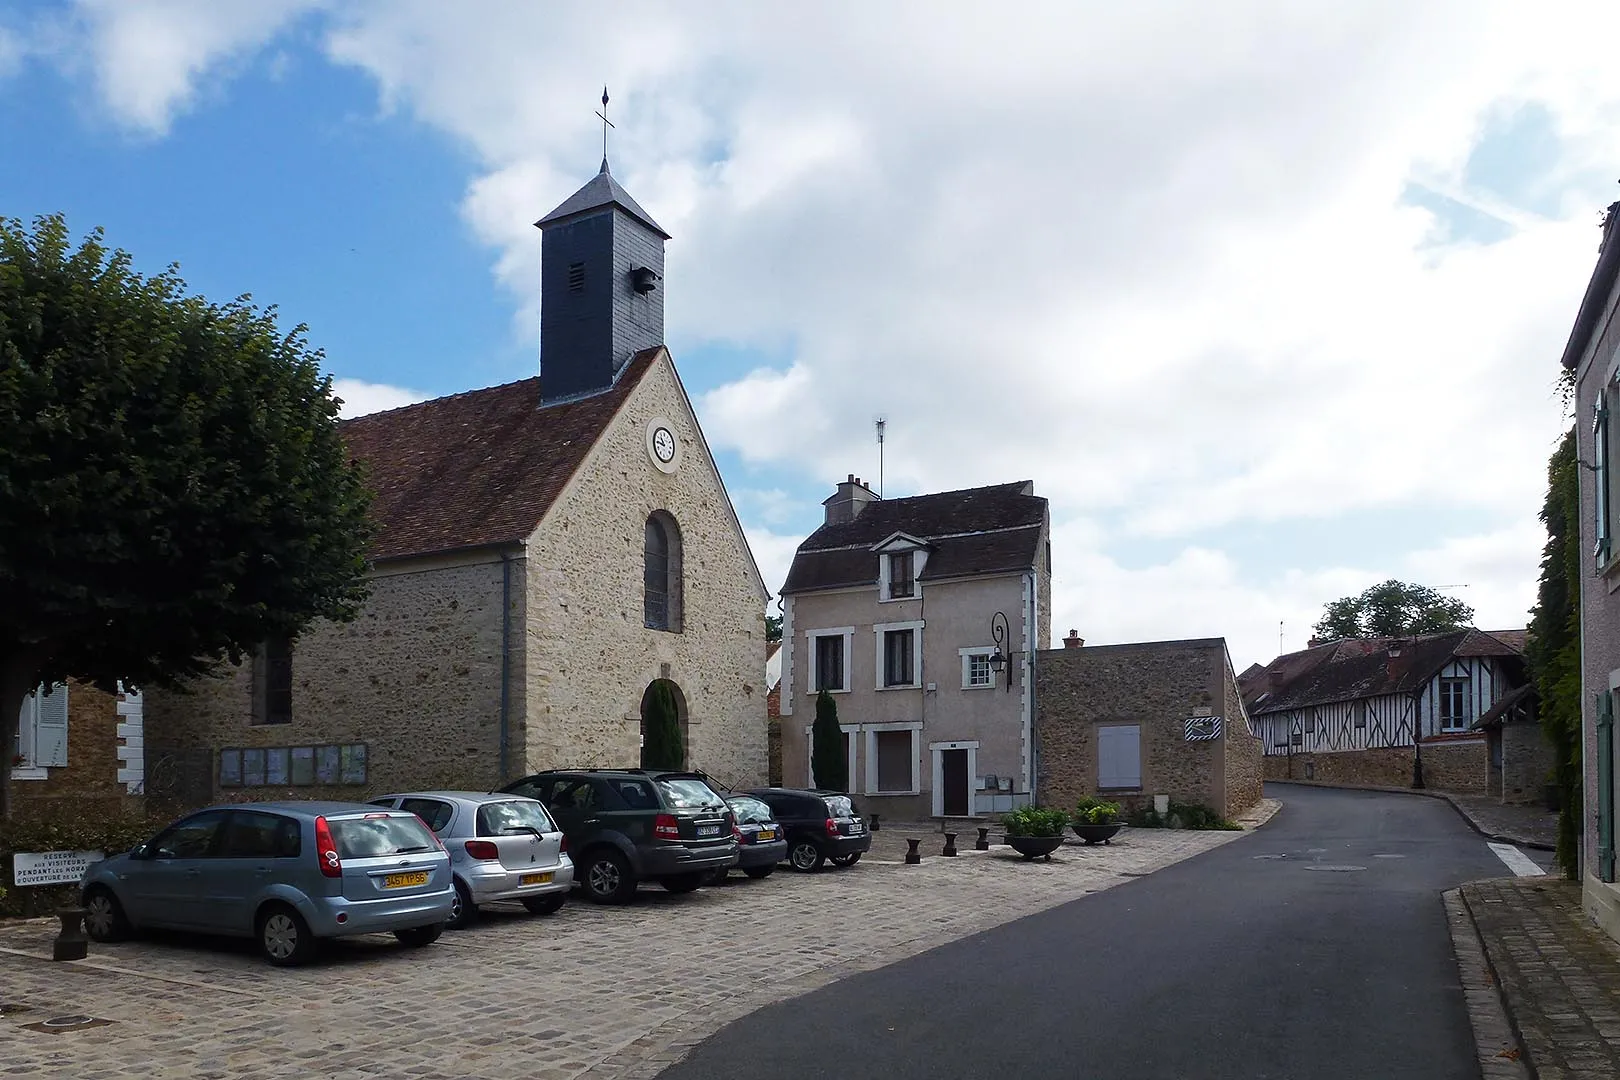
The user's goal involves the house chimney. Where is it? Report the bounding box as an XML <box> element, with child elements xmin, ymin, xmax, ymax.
<box><xmin>1307</xmin><ymin>637</ymin><xmax>1321</xmax><ymax>649</ymax></box>
<box><xmin>822</xmin><ymin>474</ymin><xmax>879</xmax><ymax>526</ymax></box>
<box><xmin>1063</xmin><ymin>630</ymin><xmax>1084</xmax><ymax>649</ymax></box>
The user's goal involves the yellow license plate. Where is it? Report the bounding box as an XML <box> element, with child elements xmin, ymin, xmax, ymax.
<box><xmin>383</xmin><ymin>871</ymin><xmax>429</xmax><ymax>889</ymax></box>
<box><xmin>756</xmin><ymin>830</ymin><xmax>775</xmax><ymax>841</ymax></box>
<box><xmin>520</xmin><ymin>872</ymin><xmax>554</xmax><ymax>886</ymax></box>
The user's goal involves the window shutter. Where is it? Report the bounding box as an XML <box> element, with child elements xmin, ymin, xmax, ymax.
<box><xmin>1599</xmin><ymin>691</ymin><xmax>1616</xmax><ymax>883</ymax></box>
<box><xmin>1597</xmin><ymin>391</ymin><xmax>1612</xmax><ymax>565</ymax></box>
<box><xmin>1099</xmin><ymin>726</ymin><xmax>1141</xmax><ymax>789</ymax></box>
<box><xmin>35</xmin><ymin>683</ymin><xmax>69</xmax><ymax>768</ymax></box>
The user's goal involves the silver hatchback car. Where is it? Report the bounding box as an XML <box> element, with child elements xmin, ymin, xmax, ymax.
<box><xmin>80</xmin><ymin>802</ymin><xmax>454</xmax><ymax>966</ymax></box>
<box><xmin>369</xmin><ymin>791</ymin><xmax>574</xmax><ymax>929</ymax></box>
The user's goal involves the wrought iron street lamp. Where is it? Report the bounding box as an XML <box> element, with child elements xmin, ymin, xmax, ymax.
<box><xmin>988</xmin><ymin>611</ymin><xmax>1012</xmax><ymax>692</ymax></box>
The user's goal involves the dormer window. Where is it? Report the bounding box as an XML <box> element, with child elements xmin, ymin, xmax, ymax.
<box><xmin>887</xmin><ymin>552</ymin><xmax>915</xmax><ymax>599</ymax></box>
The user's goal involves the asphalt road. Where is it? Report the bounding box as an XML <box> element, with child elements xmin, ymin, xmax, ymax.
<box><xmin>659</xmin><ymin>783</ymin><xmax>1515</xmax><ymax>1080</ymax></box>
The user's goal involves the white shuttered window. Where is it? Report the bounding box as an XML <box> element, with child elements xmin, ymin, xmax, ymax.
<box><xmin>14</xmin><ymin>683</ymin><xmax>69</xmax><ymax>771</ymax></box>
<box><xmin>1098</xmin><ymin>725</ymin><xmax>1141</xmax><ymax>790</ymax></box>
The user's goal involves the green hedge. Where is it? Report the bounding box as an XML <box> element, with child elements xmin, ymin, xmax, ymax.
<box><xmin>1126</xmin><ymin>800</ymin><xmax>1242</xmax><ymax>831</ymax></box>
<box><xmin>1</xmin><ymin>817</ymin><xmax>159</xmax><ymax>918</ymax></box>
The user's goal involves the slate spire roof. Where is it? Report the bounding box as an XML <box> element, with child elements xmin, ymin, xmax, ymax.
<box><xmin>781</xmin><ymin>481</ymin><xmax>1047</xmax><ymax>594</ymax></box>
<box><xmin>534</xmin><ymin>158</ymin><xmax>671</xmax><ymax>239</ymax></box>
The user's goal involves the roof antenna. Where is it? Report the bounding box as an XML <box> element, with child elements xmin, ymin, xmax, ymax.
<box><xmin>875</xmin><ymin>417</ymin><xmax>887</xmax><ymax>499</ymax></box>
<box><xmin>595</xmin><ymin>85</ymin><xmax>615</xmax><ymax>173</ymax></box>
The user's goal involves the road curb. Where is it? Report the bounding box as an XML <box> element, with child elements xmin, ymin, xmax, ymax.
<box><xmin>1444</xmin><ymin>887</ymin><xmax>1534</xmax><ymax>1080</ymax></box>
<box><xmin>1266</xmin><ymin>780</ymin><xmax>1556</xmax><ymax>852</ymax></box>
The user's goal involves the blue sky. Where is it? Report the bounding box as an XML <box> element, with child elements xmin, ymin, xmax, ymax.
<box><xmin>3</xmin><ymin>2</ymin><xmax>1613</xmax><ymax>667</ymax></box>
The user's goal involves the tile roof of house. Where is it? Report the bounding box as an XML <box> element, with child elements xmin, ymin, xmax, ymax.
<box><xmin>341</xmin><ymin>347</ymin><xmax>661</xmax><ymax>562</ymax></box>
<box><xmin>781</xmin><ymin>481</ymin><xmax>1046</xmax><ymax>594</ymax></box>
<box><xmin>1475</xmin><ymin>683</ymin><xmax>1537</xmax><ymax>729</ymax></box>
<box><xmin>1243</xmin><ymin>628</ymin><xmax>1524</xmax><ymax>715</ymax></box>
<box><xmin>1561</xmin><ymin>201</ymin><xmax>1620</xmax><ymax>371</ymax></box>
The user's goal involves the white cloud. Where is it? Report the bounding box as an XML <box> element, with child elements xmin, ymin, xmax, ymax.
<box><xmin>331</xmin><ymin>377</ymin><xmax>426</xmax><ymax>419</ymax></box>
<box><xmin>739</xmin><ymin>523</ymin><xmax>802</xmax><ymax>609</ymax></box>
<box><xmin>48</xmin><ymin>0</ymin><xmax>1618</xmax><ymax>657</ymax></box>
<box><xmin>63</xmin><ymin>0</ymin><xmax>321</xmax><ymax>134</ymax></box>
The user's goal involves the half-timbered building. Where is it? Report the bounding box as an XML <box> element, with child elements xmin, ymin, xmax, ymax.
<box><xmin>1239</xmin><ymin>629</ymin><xmax>1528</xmax><ymax>795</ymax></box>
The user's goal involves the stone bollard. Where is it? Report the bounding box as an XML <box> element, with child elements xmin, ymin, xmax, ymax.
<box><xmin>975</xmin><ymin>827</ymin><xmax>990</xmax><ymax>851</ymax></box>
<box><xmin>942</xmin><ymin>832</ymin><xmax>958</xmax><ymax>857</ymax></box>
<box><xmin>871</xmin><ymin>813</ymin><xmax>880</xmax><ymax>832</ymax></box>
<box><xmin>52</xmin><ymin>908</ymin><xmax>88</xmax><ymax>962</ymax></box>
<box><xmin>904</xmin><ymin>838</ymin><xmax>921</xmax><ymax>865</ymax></box>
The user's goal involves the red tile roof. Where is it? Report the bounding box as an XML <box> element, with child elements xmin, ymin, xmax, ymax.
<box><xmin>341</xmin><ymin>348</ymin><xmax>661</xmax><ymax>561</ymax></box>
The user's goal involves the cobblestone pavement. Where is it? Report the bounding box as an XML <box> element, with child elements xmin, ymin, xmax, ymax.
<box><xmin>0</xmin><ymin>820</ymin><xmax>1267</xmax><ymax>1080</ymax></box>
<box><xmin>1461</xmin><ymin>877</ymin><xmax>1620</xmax><ymax>1079</ymax></box>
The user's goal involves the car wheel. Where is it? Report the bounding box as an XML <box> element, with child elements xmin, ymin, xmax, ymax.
<box><xmin>257</xmin><ymin>904</ymin><xmax>317</xmax><ymax>967</ymax></box>
<box><xmin>659</xmin><ymin>873</ymin><xmax>705</xmax><ymax>894</ymax></box>
<box><xmin>521</xmin><ymin>894</ymin><xmax>566</xmax><ymax>915</ymax></box>
<box><xmin>82</xmin><ymin>886</ymin><xmax>130</xmax><ymax>942</ymax></box>
<box><xmin>446</xmin><ymin>879</ymin><xmax>477</xmax><ymax>930</ymax></box>
<box><xmin>394</xmin><ymin>923</ymin><xmax>444</xmax><ymax>948</ymax></box>
<box><xmin>743</xmin><ymin>866</ymin><xmax>775</xmax><ymax>880</ymax></box>
<box><xmin>830</xmin><ymin>853</ymin><xmax>862</xmax><ymax>867</ymax></box>
<box><xmin>581</xmin><ymin>849</ymin><xmax>636</xmax><ymax>905</ymax></box>
<box><xmin>789</xmin><ymin>839</ymin><xmax>826</xmax><ymax>872</ymax></box>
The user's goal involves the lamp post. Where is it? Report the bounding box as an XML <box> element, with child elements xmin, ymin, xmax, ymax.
<box><xmin>988</xmin><ymin>611</ymin><xmax>1012</xmax><ymax>692</ymax></box>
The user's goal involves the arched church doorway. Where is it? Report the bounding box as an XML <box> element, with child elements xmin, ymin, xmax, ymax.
<box><xmin>639</xmin><ymin>678</ymin><xmax>689</xmax><ymax>769</ymax></box>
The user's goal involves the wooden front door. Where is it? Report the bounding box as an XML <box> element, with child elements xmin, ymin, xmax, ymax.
<box><xmin>942</xmin><ymin>749</ymin><xmax>970</xmax><ymax>817</ymax></box>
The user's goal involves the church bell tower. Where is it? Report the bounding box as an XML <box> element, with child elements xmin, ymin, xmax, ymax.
<box><xmin>534</xmin><ymin>155</ymin><xmax>670</xmax><ymax>404</ymax></box>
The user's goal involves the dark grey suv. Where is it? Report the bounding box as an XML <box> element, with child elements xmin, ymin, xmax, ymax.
<box><xmin>499</xmin><ymin>770</ymin><xmax>738</xmax><ymax>904</ymax></box>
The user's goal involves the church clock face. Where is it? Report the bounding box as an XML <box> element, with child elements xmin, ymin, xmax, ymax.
<box><xmin>646</xmin><ymin>418</ymin><xmax>681</xmax><ymax>473</ymax></box>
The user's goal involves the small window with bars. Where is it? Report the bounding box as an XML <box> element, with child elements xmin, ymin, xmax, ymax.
<box><xmin>886</xmin><ymin>552</ymin><xmax>915</xmax><ymax>599</ymax></box>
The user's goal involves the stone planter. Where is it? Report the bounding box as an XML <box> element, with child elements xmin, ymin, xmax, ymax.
<box><xmin>1004</xmin><ymin>834</ymin><xmax>1065</xmax><ymax>861</ymax></box>
<box><xmin>1070</xmin><ymin>822</ymin><xmax>1124</xmax><ymax>845</ymax></box>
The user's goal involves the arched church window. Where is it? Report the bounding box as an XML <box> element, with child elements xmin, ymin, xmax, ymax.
<box><xmin>644</xmin><ymin>512</ymin><xmax>683</xmax><ymax>632</ymax></box>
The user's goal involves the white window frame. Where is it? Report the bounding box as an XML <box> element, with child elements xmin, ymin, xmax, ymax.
<box><xmin>805</xmin><ymin>627</ymin><xmax>854</xmax><ymax>695</ymax></box>
<box><xmin>960</xmin><ymin>646</ymin><xmax>995</xmax><ymax>690</ymax></box>
<box><xmin>874</xmin><ymin>620</ymin><xmax>924</xmax><ymax>690</ymax></box>
<box><xmin>879</xmin><ymin>549</ymin><xmax>920</xmax><ymax>602</ymax></box>
<box><xmin>865</xmin><ymin>722</ymin><xmax>923</xmax><ymax>795</ymax></box>
<box><xmin>928</xmin><ymin>740</ymin><xmax>979</xmax><ymax>817</ymax></box>
<box><xmin>1439</xmin><ymin>677</ymin><xmax>1470</xmax><ymax>733</ymax></box>
<box><xmin>803</xmin><ymin>723</ymin><xmax>863</xmax><ymax>793</ymax></box>
<box><xmin>11</xmin><ymin>682</ymin><xmax>66</xmax><ymax>781</ymax></box>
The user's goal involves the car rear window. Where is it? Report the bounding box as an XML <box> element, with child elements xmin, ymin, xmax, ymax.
<box><xmin>477</xmin><ymin>800</ymin><xmax>555</xmax><ymax>837</ymax></box>
<box><xmin>726</xmin><ymin>796</ymin><xmax>774</xmax><ymax>825</ymax></box>
<box><xmin>823</xmin><ymin>795</ymin><xmax>857</xmax><ymax>819</ymax></box>
<box><xmin>657</xmin><ymin>778</ymin><xmax>726</xmax><ymax>810</ymax></box>
<box><xmin>329</xmin><ymin>814</ymin><xmax>439</xmax><ymax>858</ymax></box>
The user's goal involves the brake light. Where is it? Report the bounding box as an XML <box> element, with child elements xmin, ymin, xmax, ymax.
<box><xmin>826</xmin><ymin>818</ymin><xmax>840</xmax><ymax>837</ymax></box>
<box><xmin>314</xmin><ymin>816</ymin><xmax>342</xmax><ymax>878</ymax></box>
<box><xmin>732</xmin><ymin>823</ymin><xmax>745</xmax><ymax>842</ymax></box>
<box><xmin>559</xmin><ymin>835</ymin><xmax>568</xmax><ymax>854</ymax></box>
<box><xmin>654</xmin><ymin>813</ymin><xmax>681</xmax><ymax>840</ymax></box>
<box><xmin>464</xmin><ymin>840</ymin><xmax>500</xmax><ymax>861</ymax></box>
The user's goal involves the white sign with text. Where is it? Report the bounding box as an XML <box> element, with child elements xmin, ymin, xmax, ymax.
<box><xmin>12</xmin><ymin>849</ymin><xmax>105</xmax><ymax>887</ymax></box>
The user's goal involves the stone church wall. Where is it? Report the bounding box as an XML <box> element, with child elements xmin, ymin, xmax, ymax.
<box><xmin>522</xmin><ymin>354</ymin><xmax>769</xmax><ymax>787</ymax></box>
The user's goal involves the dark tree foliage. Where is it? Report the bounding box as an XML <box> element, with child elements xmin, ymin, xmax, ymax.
<box><xmin>811</xmin><ymin>689</ymin><xmax>846</xmax><ymax>791</ymax></box>
<box><xmin>765</xmin><ymin>614</ymin><xmax>783</xmax><ymax>642</ymax></box>
<box><xmin>0</xmin><ymin>215</ymin><xmax>374</xmax><ymax>817</ymax></box>
<box><xmin>1527</xmin><ymin>428</ymin><xmax>1582</xmax><ymax>878</ymax></box>
<box><xmin>640</xmin><ymin>680</ymin><xmax>684</xmax><ymax>770</ymax></box>
<box><xmin>1313</xmin><ymin>580</ymin><xmax>1475</xmax><ymax>641</ymax></box>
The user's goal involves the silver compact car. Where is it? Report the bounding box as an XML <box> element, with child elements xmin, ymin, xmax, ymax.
<box><xmin>369</xmin><ymin>791</ymin><xmax>574</xmax><ymax>929</ymax></box>
<box><xmin>80</xmin><ymin>802</ymin><xmax>454</xmax><ymax>966</ymax></box>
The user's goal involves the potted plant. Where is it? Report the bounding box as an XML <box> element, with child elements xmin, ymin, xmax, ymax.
<box><xmin>1000</xmin><ymin>806</ymin><xmax>1070</xmax><ymax>860</ymax></box>
<box><xmin>1071</xmin><ymin>798</ymin><xmax>1124</xmax><ymax>845</ymax></box>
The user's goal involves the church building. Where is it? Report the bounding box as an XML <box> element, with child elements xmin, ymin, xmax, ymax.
<box><xmin>146</xmin><ymin>159</ymin><xmax>770</xmax><ymax>802</ymax></box>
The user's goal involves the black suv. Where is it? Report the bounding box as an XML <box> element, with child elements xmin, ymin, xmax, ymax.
<box><xmin>500</xmin><ymin>770</ymin><xmax>739</xmax><ymax>904</ymax></box>
<box><xmin>748</xmin><ymin>788</ymin><xmax>870</xmax><ymax>871</ymax></box>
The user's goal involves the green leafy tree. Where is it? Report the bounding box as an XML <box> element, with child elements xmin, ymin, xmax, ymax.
<box><xmin>0</xmin><ymin>215</ymin><xmax>374</xmax><ymax>818</ymax></box>
<box><xmin>640</xmin><ymin>680</ymin><xmax>683</xmax><ymax>769</ymax></box>
<box><xmin>811</xmin><ymin>689</ymin><xmax>846</xmax><ymax>791</ymax></box>
<box><xmin>1528</xmin><ymin>428</ymin><xmax>1582</xmax><ymax>877</ymax></box>
<box><xmin>765</xmin><ymin>614</ymin><xmax>782</xmax><ymax>642</ymax></box>
<box><xmin>1312</xmin><ymin>579</ymin><xmax>1474</xmax><ymax>641</ymax></box>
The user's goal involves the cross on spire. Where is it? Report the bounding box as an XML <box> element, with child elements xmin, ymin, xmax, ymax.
<box><xmin>595</xmin><ymin>86</ymin><xmax>615</xmax><ymax>173</ymax></box>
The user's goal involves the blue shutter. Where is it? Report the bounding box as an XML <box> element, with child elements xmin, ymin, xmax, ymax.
<box><xmin>1099</xmin><ymin>726</ymin><xmax>1141</xmax><ymax>789</ymax></box>
<box><xmin>1599</xmin><ymin>691</ymin><xmax>1616</xmax><ymax>883</ymax></box>
<box><xmin>1596</xmin><ymin>391</ymin><xmax>1612</xmax><ymax>565</ymax></box>
<box><xmin>35</xmin><ymin>683</ymin><xmax>69</xmax><ymax>768</ymax></box>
